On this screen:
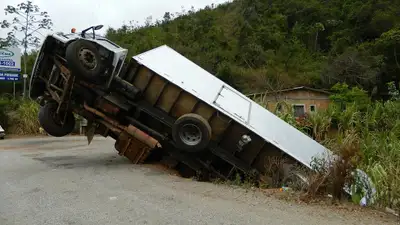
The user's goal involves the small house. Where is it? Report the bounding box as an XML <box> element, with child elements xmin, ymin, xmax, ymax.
<box><xmin>248</xmin><ymin>86</ymin><xmax>331</xmax><ymax>117</ymax></box>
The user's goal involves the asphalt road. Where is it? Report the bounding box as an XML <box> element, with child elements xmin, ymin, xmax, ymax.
<box><xmin>0</xmin><ymin>136</ymin><xmax>397</xmax><ymax>225</ymax></box>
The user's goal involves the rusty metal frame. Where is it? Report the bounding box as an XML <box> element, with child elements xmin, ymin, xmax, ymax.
<box><xmin>114</xmin><ymin>130</ymin><xmax>154</xmax><ymax>164</ymax></box>
<box><xmin>83</xmin><ymin>102</ymin><xmax>161</xmax><ymax>149</ymax></box>
<box><xmin>42</xmin><ymin>57</ymin><xmax>76</xmax><ymax>125</ymax></box>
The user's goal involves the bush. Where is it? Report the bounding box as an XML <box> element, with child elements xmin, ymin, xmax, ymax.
<box><xmin>7</xmin><ymin>99</ymin><xmax>41</xmax><ymax>135</ymax></box>
<box><xmin>363</xmin><ymin>132</ymin><xmax>400</xmax><ymax>209</ymax></box>
<box><xmin>0</xmin><ymin>97</ymin><xmax>41</xmax><ymax>135</ymax></box>
<box><xmin>306</xmin><ymin>129</ymin><xmax>362</xmax><ymax>200</ymax></box>
<box><xmin>0</xmin><ymin>96</ymin><xmax>20</xmax><ymax>129</ymax></box>
<box><xmin>250</xmin><ymin>84</ymin><xmax>400</xmax><ymax>210</ymax></box>
<box><xmin>0</xmin><ymin>97</ymin><xmax>10</xmax><ymax>128</ymax></box>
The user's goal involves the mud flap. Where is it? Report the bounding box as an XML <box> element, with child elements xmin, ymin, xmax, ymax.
<box><xmin>86</xmin><ymin>120</ymin><xmax>97</xmax><ymax>145</ymax></box>
<box><xmin>114</xmin><ymin>131</ymin><xmax>154</xmax><ymax>164</ymax></box>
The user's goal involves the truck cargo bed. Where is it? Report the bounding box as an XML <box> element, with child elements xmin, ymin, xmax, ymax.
<box><xmin>128</xmin><ymin>45</ymin><xmax>333</xmax><ymax>172</ymax></box>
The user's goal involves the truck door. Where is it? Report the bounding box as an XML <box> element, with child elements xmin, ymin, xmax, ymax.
<box><xmin>213</xmin><ymin>86</ymin><xmax>251</xmax><ymax>124</ymax></box>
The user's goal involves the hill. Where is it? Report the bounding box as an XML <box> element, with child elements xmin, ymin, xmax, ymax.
<box><xmin>106</xmin><ymin>0</ymin><xmax>398</xmax><ymax>97</ymax></box>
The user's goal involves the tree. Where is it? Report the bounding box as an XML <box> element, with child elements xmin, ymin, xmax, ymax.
<box><xmin>0</xmin><ymin>32</ymin><xmax>18</xmax><ymax>48</ymax></box>
<box><xmin>1</xmin><ymin>1</ymin><xmax>52</xmax><ymax>97</ymax></box>
<box><xmin>321</xmin><ymin>48</ymin><xmax>383</xmax><ymax>91</ymax></box>
<box><xmin>104</xmin><ymin>0</ymin><xmax>399</xmax><ymax>99</ymax></box>
<box><xmin>374</xmin><ymin>28</ymin><xmax>400</xmax><ymax>90</ymax></box>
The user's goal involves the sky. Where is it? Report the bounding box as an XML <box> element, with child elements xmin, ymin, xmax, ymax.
<box><xmin>0</xmin><ymin>0</ymin><xmax>228</xmax><ymax>47</ymax></box>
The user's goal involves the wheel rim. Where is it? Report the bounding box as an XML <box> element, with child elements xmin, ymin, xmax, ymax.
<box><xmin>78</xmin><ymin>48</ymin><xmax>97</xmax><ymax>70</ymax></box>
<box><xmin>178</xmin><ymin>124</ymin><xmax>202</xmax><ymax>146</ymax></box>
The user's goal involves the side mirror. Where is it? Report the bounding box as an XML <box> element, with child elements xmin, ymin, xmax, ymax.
<box><xmin>81</xmin><ymin>25</ymin><xmax>104</xmax><ymax>38</ymax></box>
<box><xmin>94</xmin><ymin>25</ymin><xmax>103</xmax><ymax>30</ymax></box>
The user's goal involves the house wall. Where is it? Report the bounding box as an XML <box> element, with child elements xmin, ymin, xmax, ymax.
<box><xmin>260</xmin><ymin>89</ymin><xmax>331</xmax><ymax>114</ymax></box>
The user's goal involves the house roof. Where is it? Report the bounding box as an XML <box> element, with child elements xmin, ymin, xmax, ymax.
<box><xmin>247</xmin><ymin>86</ymin><xmax>331</xmax><ymax>96</ymax></box>
<box><xmin>275</xmin><ymin>86</ymin><xmax>331</xmax><ymax>94</ymax></box>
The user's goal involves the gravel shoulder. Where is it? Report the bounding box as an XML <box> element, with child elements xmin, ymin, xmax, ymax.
<box><xmin>0</xmin><ymin>136</ymin><xmax>398</xmax><ymax>225</ymax></box>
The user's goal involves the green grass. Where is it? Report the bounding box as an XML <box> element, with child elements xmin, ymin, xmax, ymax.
<box><xmin>0</xmin><ymin>96</ymin><xmax>40</xmax><ymax>135</ymax></box>
<box><xmin>254</xmin><ymin>96</ymin><xmax>400</xmax><ymax>210</ymax></box>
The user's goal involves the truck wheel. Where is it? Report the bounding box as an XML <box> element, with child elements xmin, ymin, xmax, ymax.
<box><xmin>65</xmin><ymin>39</ymin><xmax>106</xmax><ymax>84</ymax></box>
<box><xmin>38</xmin><ymin>102</ymin><xmax>75</xmax><ymax>137</ymax></box>
<box><xmin>172</xmin><ymin>113</ymin><xmax>212</xmax><ymax>152</ymax></box>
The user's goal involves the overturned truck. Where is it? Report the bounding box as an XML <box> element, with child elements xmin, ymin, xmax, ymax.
<box><xmin>29</xmin><ymin>25</ymin><xmax>332</xmax><ymax>182</ymax></box>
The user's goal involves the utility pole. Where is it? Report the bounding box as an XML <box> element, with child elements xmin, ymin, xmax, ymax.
<box><xmin>23</xmin><ymin>74</ymin><xmax>27</xmax><ymax>98</ymax></box>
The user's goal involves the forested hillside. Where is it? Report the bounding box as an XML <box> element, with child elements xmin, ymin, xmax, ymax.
<box><xmin>106</xmin><ymin>0</ymin><xmax>399</xmax><ymax>98</ymax></box>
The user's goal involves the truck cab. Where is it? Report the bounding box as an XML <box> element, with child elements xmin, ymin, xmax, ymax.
<box><xmin>30</xmin><ymin>25</ymin><xmax>128</xmax><ymax>101</ymax></box>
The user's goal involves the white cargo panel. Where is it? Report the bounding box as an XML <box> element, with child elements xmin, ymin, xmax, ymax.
<box><xmin>132</xmin><ymin>45</ymin><xmax>333</xmax><ymax>169</ymax></box>
<box><xmin>214</xmin><ymin>86</ymin><xmax>251</xmax><ymax>123</ymax></box>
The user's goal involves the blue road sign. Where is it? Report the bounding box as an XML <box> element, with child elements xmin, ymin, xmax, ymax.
<box><xmin>0</xmin><ymin>72</ymin><xmax>20</xmax><ymax>81</ymax></box>
<box><xmin>0</xmin><ymin>47</ymin><xmax>21</xmax><ymax>72</ymax></box>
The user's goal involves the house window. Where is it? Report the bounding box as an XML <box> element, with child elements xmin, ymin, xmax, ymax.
<box><xmin>293</xmin><ymin>104</ymin><xmax>305</xmax><ymax>117</ymax></box>
<box><xmin>310</xmin><ymin>105</ymin><xmax>316</xmax><ymax>112</ymax></box>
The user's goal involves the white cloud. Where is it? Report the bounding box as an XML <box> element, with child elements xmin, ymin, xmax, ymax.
<box><xmin>0</xmin><ymin>0</ymin><xmax>228</xmax><ymax>48</ymax></box>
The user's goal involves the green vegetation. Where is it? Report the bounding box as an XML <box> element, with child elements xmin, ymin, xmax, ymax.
<box><xmin>253</xmin><ymin>83</ymin><xmax>400</xmax><ymax>210</ymax></box>
<box><xmin>105</xmin><ymin>0</ymin><xmax>400</xmax><ymax>98</ymax></box>
<box><xmin>0</xmin><ymin>96</ymin><xmax>40</xmax><ymax>135</ymax></box>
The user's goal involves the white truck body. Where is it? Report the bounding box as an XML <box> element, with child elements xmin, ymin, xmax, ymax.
<box><xmin>133</xmin><ymin>45</ymin><xmax>333</xmax><ymax>169</ymax></box>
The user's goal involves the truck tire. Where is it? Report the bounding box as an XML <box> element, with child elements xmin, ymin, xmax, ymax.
<box><xmin>172</xmin><ymin>113</ymin><xmax>212</xmax><ymax>152</ymax></box>
<box><xmin>38</xmin><ymin>102</ymin><xmax>75</xmax><ymax>137</ymax></box>
<box><xmin>65</xmin><ymin>39</ymin><xmax>107</xmax><ymax>84</ymax></box>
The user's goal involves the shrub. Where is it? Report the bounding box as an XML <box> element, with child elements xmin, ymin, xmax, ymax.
<box><xmin>0</xmin><ymin>97</ymin><xmax>10</xmax><ymax>128</ymax></box>
<box><xmin>363</xmin><ymin>132</ymin><xmax>400</xmax><ymax>209</ymax></box>
<box><xmin>0</xmin><ymin>96</ymin><xmax>20</xmax><ymax>129</ymax></box>
<box><xmin>251</xmin><ymin>85</ymin><xmax>400</xmax><ymax>210</ymax></box>
<box><xmin>7</xmin><ymin>99</ymin><xmax>40</xmax><ymax>135</ymax></box>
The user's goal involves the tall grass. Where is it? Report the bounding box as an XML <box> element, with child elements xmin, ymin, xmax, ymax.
<box><xmin>0</xmin><ymin>96</ymin><xmax>40</xmax><ymax>135</ymax></box>
<box><xmin>254</xmin><ymin>90</ymin><xmax>400</xmax><ymax>210</ymax></box>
